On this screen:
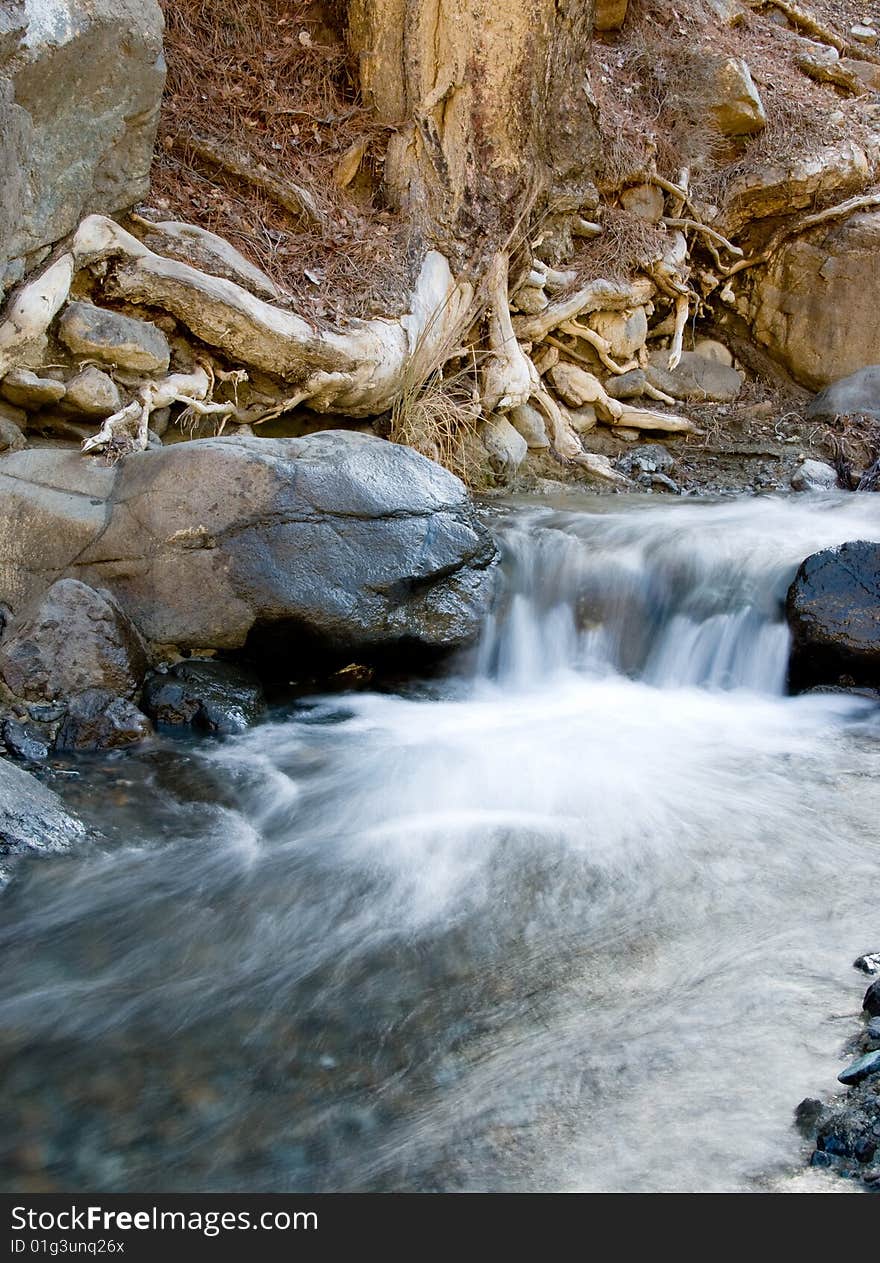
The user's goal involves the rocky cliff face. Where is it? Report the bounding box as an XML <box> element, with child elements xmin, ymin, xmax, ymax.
<box><xmin>0</xmin><ymin>0</ymin><xmax>165</xmax><ymax>301</ymax></box>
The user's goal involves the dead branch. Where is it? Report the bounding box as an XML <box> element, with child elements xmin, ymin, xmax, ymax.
<box><xmin>167</xmin><ymin>131</ymin><xmax>327</xmax><ymax>228</ymax></box>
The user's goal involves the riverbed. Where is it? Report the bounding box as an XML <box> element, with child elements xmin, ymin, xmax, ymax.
<box><xmin>1</xmin><ymin>491</ymin><xmax>879</xmax><ymax>1192</ymax></box>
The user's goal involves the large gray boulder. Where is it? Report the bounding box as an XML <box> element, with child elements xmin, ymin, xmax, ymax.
<box><xmin>0</xmin><ymin>0</ymin><xmax>165</xmax><ymax>298</ymax></box>
<box><xmin>0</xmin><ymin>754</ymin><xmax>86</xmax><ymax>862</ymax></box>
<box><xmin>0</xmin><ymin>432</ymin><xmax>497</xmax><ymax>657</ymax></box>
<box><xmin>805</xmin><ymin>365</ymin><xmax>880</xmax><ymax>423</ymax></box>
<box><xmin>0</xmin><ymin>578</ymin><xmax>148</xmax><ymax>701</ymax></box>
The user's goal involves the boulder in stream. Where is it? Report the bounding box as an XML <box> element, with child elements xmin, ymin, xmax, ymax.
<box><xmin>143</xmin><ymin>660</ymin><xmax>266</xmax><ymax>735</ymax></box>
<box><xmin>0</xmin><ymin>754</ymin><xmax>86</xmax><ymax>863</ymax></box>
<box><xmin>0</xmin><ymin>433</ymin><xmax>497</xmax><ymax>663</ymax></box>
<box><xmin>785</xmin><ymin>540</ymin><xmax>880</xmax><ymax>692</ymax></box>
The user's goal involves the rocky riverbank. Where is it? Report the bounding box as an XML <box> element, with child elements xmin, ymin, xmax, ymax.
<box><xmin>797</xmin><ymin>962</ymin><xmax>880</xmax><ymax>1189</ymax></box>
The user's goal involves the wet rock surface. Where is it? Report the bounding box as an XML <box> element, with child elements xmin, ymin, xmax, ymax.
<box><xmin>786</xmin><ymin>540</ymin><xmax>880</xmax><ymax>692</ymax></box>
<box><xmin>0</xmin><ymin>753</ymin><xmax>86</xmax><ymax>863</ymax></box>
<box><xmin>798</xmin><ymin>971</ymin><xmax>880</xmax><ymax>1189</ymax></box>
<box><xmin>0</xmin><ymin>433</ymin><xmax>498</xmax><ymax>660</ymax></box>
<box><xmin>54</xmin><ymin>690</ymin><xmax>153</xmax><ymax>753</ymax></box>
<box><xmin>0</xmin><ymin>579</ymin><xmax>148</xmax><ymax>702</ymax></box>
<box><xmin>143</xmin><ymin>660</ymin><xmax>266</xmax><ymax>735</ymax></box>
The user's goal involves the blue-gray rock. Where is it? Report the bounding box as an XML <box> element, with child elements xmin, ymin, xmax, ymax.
<box><xmin>806</xmin><ymin>365</ymin><xmax>880</xmax><ymax>422</ymax></box>
<box><xmin>55</xmin><ymin>689</ymin><xmax>152</xmax><ymax>752</ymax></box>
<box><xmin>855</xmin><ymin>952</ymin><xmax>880</xmax><ymax>976</ymax></box>
<box><xmin>838</xmin><ymin>1049</ymin><xmax>880</xmax><ymax>1086</ymax></box>
<box><xmin>0</xmin><ymin>434</ymin><xmax>497</xmax><ymax>661</ymax></box>
<box><xmin>0</xmin><ymin>753</ymin><xmax>85</xmax><ymax>860</ymax></box>
<box><xmin>1</xmin><ymin>716</ymin><xmax>48</xmax><ymax>762</ymax></box>
<box><xmin>786</xmin><ymin>540</ymin><xmax>880</xmax><ymax>692</ymax></box>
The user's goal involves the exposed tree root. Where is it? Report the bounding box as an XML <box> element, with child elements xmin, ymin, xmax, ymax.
<box><xmin>166</xmin><ymin>131</ymin><xmax>326</xmax><ymax>229</ymax></box>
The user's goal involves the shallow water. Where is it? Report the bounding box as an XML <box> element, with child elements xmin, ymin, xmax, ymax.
<box><xmin>1</xmin><ymin>491</ymin><xmax>879</xmax><ymax>1192</ymax></box>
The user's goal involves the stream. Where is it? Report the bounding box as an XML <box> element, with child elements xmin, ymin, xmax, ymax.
<box><xmin>1</xmin><ymin>491</ymin><xmax>879</xmax><ymax>1192</ymax></box>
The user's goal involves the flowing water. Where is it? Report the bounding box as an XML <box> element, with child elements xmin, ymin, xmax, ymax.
<box><xmin>1</xmin><ymin>491</ymin><xmax>879</xmax><ymax>1193</ymax></box>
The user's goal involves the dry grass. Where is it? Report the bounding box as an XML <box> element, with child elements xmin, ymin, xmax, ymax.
<box><xmin>389</xmin><ymin>369</ymin><xmax>484</xmax><ymax>485</ymax></box>
<box><xmin>570</xmin><ymin>205</ymin><xmax>668</xmax><ymax>281</ymax></box>
<box><xmin>821</xmin><ymin>413</ymin><xmax>880</xmax><ymax>488</ymax></box>
<box><xmin>149</xmin><ymin>0</ymin><xmax>412</xmax><ymax>323</ymax></box>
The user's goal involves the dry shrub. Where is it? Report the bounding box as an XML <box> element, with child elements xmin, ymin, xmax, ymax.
<box><xmin>571</xmin><ymin>206</ymin><xmax>667</xmax><ymax>281</ymax></box>
<box><xmin>389</xmin><ymin>370</ymin><xmax>483</xmax><ymax>485</ymax></box>
<box><xmin>821</xmin><ymin>413</ymin><xmax>880</xmax><ymax>489</ymax></box>
<box><xmin>150</xmin><ymin>0</ymin><xmax>411</xmax><ymax>323</ymax></box>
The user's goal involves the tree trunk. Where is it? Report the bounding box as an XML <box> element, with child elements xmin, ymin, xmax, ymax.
<box><xmin>347</xmin><ymin>0</ymin><xmax>600</xmax><ymax>262</ymax></box>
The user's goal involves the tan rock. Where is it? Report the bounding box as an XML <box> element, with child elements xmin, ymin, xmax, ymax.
<box><xmin>0</xmin><ymin>417</ymin><xmax>26</xmax><ymax>452</ymax></box>
<box><xmin>481</xmin><ymin>414</ymin><xmax>528</xmax><ymax>479</ymax></box>
<box><xmin>594</xmin><ymin>0</ymin><xmax>628</xmax><ymax>32</ymax></box>
<box><xmin>708</xmin><ymin>58</ymin><xmax>766</xmax><ymax>137</ymax></box>
<box><xmin>620</xmin><ymin>183</ymin><xmax>665</xmax><ymax>222</ymax></box>
<box><xmin>532</xmin><ymin>344</ymin><xmax>559</xmax><ymax>376</ymax></box>
<box><xmin>547</xmin><ymin>362</ymin><xmax>607</xmax><ymax>408</ymax></box>
<box><xmin>568</xmin><ymin>404</ymin><xmax>598</xmax><ymax>433</ymax></box>
<box><xmin>749</xmin><ymin>210</ymin><xmax>880</xmax><ymax>390</ymax></box>
<box><xmin>720</xmin><ymin>143</ymin><xmax>871</xmax><ymax>236</ymax></box>
<box><xmin>508</xmin><ymin>402</ymin><xmax>549</xmax><ymax>449</ymax></box>
<box><xmin>693</xmin><ymin>338</ymin><xmax>734</xmax><ymax>367</ymax></box>
<box><xmin>514</xmin><ymin>286</ymin><xmax>548</xmax><ymax>315</ymax></box>
<box><xmin>577</xmin><ymin>452</ymin><xmax>628</xmax><ymax>484</ymax></box>
<box><xmin>590</xmin><ymin>307</ymin><xmax>648</xmax><ymax>360</ymax></box>
<box><xmin>1</xmin><ymin>370</ymin><xmax>65</xmax><ymax>410</ymax></box>
<box><xmin>0</xmin><ymin>400</ymin><xmax>28</xmax><ymax>429</ymax></box>
<box><xmin>62</xmin><ymin>367</ymin><xmax>122</xmax><ymax>418</ymax></box>
<box><xmin>840</xmin><ymin>58</ymin><xmax>880</xmax><ymax>90</ymax></box>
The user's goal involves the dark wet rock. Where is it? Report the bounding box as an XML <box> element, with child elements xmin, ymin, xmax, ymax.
<box><xmin>0</xmin><ymin>579</ymin><xmax>148</xmax><ymax>703</ymax></box>
<box><xmin>143</xmin><ymin>660</ymin><xmax>266</xmax><ymax>735</ymax></box>
<box><xmin>786</xmin><ymin>540</ymin><xmax>880</xmax><ymax>692</ymax></box>
<box><xmin>55</xmin><ymin>691</ymin><xmax>152</xmax><ymax>752</ymax></box>
<box><xmin>0</xmin><ymin>434</ymin><xmax>497</xmax><ymax>661</ymax></box>
<box><xmin>838</xmin><ymin>1050</ymin><xmax>880</xmax><ymax>1086</ymax></box>
<box><xmin>855</xmin><ymin>952</ymin><xmax>880</xmax><ymax>976</ymax></box>
<box><xmin>806</xmin><ymin>365</ymin><xmax>880</xmax><ymax>423</ymax></box>
<box><xmin>1</xmin><ymin>717</ymin><xmax>48</xmax><ymax>763</ymax></box>
<box><xmin>864</xmin><ymin>979</ymin><xmax>880</xmax><ymax>1018</ymax></box>
<box><xmin>794</xmin><ymin>1097</ymin><xmax>824</xmax><ymax>1134</ymax></box>
<box><xmin>0</xmin><ymin>754</ymin><xmax>86</xmax><ymax>860</ymax></box>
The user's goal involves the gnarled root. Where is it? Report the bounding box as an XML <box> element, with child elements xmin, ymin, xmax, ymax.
<box><xmin>481</xmin><ymin>251</ymin><xmax>532</xmax><ymax>412</ymax></box>
<box><xmin>81</xmin><ymin>366</ymin><xmax>238</xmax><ymax>455</ymax></box>
<box><xmin>0</xmin><ymin>254</ymin><xmax>75</xmax><ymax>376</ymax></box>
<box><xmin>68</xmin><ymin>216</ymin><xmax>473</xmax><ymax>418</ymax></box>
